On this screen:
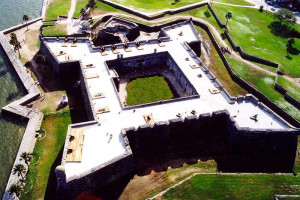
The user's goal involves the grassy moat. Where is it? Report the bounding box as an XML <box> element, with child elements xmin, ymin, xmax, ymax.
<box><xmin>126</xmin><ymin>76</ymin><xmax>174</xmax><ymax>106</ymax></box>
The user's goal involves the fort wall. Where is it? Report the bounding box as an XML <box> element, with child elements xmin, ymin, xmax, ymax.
<box><xmin>124</xmin><ymin>110</ymin><xmax>299</xmax><ymax>174</ymax></box>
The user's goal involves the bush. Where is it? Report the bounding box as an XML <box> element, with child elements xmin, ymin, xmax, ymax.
<box><xmin>204</xmin><ymin>10</ymin><xmax>211</xmax><ymax>18</ymax></box>
<box><xmin>36</xmin><ymin>54</ymin><xmax>45</xmax><ymax>64</ymax></box>
<box><xmin>24</xmin><ymin>61</ymin><xmax>32</xmax><ymax>68</ymax></box>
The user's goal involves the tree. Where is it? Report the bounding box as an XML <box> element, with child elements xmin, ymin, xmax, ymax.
<box><xmin>274</xmin><ymin>9</ymin><xmax>296</xmax><ymax>26</ymax></box>
<box><xmin>225</xmin><ymin>12</ymin><xmax>232</xmax><ymax>26</ymax></box>
<box><xmin>87</xmin><ymin>0</ymin><xmax>96</xmax><ymax>9</ymax></box>
<box><xmin>9</xmin><ymin>33</ymin><xmax>17</xmax><ymax>45</ymax></box>
<box><xmin>36</xmin><ymin>54</ymin><xmax>45</xmax><ymax>65</ymax></box>
<box><xmin>23</xmin><ymin>15</ymin><xmax>29</xmax><ymax>31</ymax></box>
<box><xmin>80</xmin><ymin>8</ymin><xmax>86</xmax><ymax>16</ymax></box>
<box><xmin>14</xmin><ymin>42</ymin><xmax>21</xmax><ymax>57</ymax></box>
<box><xmin>9</xmin><ymin>184</ymin><xmax>24</xmax><ymax>198</ymax></box>
<box><xmin>13</xmin><ymin>164</ymin><xmax>26</xmax><ymax>182</ymax></box>
<box><xmin>286</xmin><ymin>38</ymin><xmax>296</xmax><ymax>57</ymax></box>
<box><xmin>20</xmin><ymin>152</ymin><xmax>32</xmax><ymax>174</ymax></box>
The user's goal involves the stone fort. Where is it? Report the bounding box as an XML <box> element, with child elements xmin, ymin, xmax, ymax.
<box><xmin>39</xmin><ymin>17</ymin><xmax>299</xmax><ymax>199</ymax></box>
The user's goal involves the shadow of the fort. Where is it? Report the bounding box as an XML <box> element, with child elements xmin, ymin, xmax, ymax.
<box><xmin>71</xmin><ymin>119</ymin><xmax>297</xmax><ymax>200</ymax></box>
<box><xmin>44</xmin><ymin>146</ymin><xmax>64</xmax><ymax>200</ymax></box>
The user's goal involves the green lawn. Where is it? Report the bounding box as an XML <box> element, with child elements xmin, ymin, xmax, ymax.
<box><xmin>227</xmin><ymin>55</ymin><xmax>300</xmax><ymax>121</ymax></box>
<box><xmin>110</xmin><ymin>0</ymin><xmax>204</xmax><ymax>12</ymax></box>
<box><xmin>45</xmin><ymin>0</ymin><xmax>72</xmax><ymax>20</ymax></box>
<box><xmin>277</xmin><ymin>76</ymin><xmax>300</xmax><ymax>102</ymax></box>
<box><xmin>215</xmin><ymin>0</ymin><xmax>254</xmax><ymax>6</ymax></box>
<box><xmin>74</xmin><ymin>0</ymin><xmax>89</xmax><ymax>18</ymax></box>
<box><xmin>91</xmin><ymin>1</ymin><xmax>124</xmax><ymax>16</ymax></box>
<box><xmin>162</xmin><ymin>174</ymin><xmax>300</xmax><ymax>200</ymax></box>
<box><xmin>201</xmin><ymin>4</ymin><xmax>300</xmax><ymax>77</ymax></box>
<box><xmin>21</xmin><ymin>110</ymin><xmax>71</xmax><ymax>200</ymax></box>
<box><xmin>109</xmin><ymin>0</ymin><xmax>253</xmax><ymax>12</ymax></box>
<box><xmin>126</xmin><ymin>76</ymin><xmax>173</xmax><ymax>105</ymax></box>
<box><xmin>43</xmin><ymin>24</ymin><xmax>67</xmax><ymax>36</ymax></box>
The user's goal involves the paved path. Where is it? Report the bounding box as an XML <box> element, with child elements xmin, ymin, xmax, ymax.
<box><xmin>66</xmin><ymin>0</ymin><xmax>77</xmax><ymax>34</ymax></box>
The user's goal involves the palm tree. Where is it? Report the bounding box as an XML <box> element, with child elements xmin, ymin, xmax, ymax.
<box><xmin>23</xmin><ymin>15</ymin><xmax>29</xmax><ymax>31</ymax></box>
<box><xmin>20</xmin><ymin>152</ymin><xmax>32</xmax><ymax>174</ymax></box>
<box><xmin>9</xmin><ymin>33</ymin><xmax>17</xmax><ymax>45</ymax></box>
<box><xmin>9</xmin><ymin>184</ymin><xmax>24</xmax><ymax>198</ymax></box>
<box><xmin>13</xmin><ymin>164</ymin><xmax>26</xmax><ymax>182</ymax></box>
<box><xmin>225</xmin><ymin>12</ymin><xmax>232</xmax><ymax>26</ymax></box>
<box><xmin>14</xmin><ymin>42</ymin><xmax>22</xmax><ymax>57</ymax></box>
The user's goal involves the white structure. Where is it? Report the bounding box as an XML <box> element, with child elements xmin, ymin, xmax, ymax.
<box><xmin>41</xmin><ymin>20</ymin><xmax>297</xmax><ymax>198</ymax></box>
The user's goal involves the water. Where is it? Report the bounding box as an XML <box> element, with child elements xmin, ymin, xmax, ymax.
<box><xmin>0</xmin><ymin>47</ymin><xmax>28</xmax><ymax>197</ymax></box>
<box><xmin>0</xmin><ymin>0</ymin><xmax>43</xmax><ymax>31</ymax></box>
<box><xmin>0</xmin><ymin>0</ymin><xmax>42</xmax><ymax>196</ymax></box>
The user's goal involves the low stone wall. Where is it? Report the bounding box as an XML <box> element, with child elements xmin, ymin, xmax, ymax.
<box><xmin>0</xmin><ymin>32</ymin><xmax>43</xmax><ymax>200</ymax></box>
<box><xmin>207</xmin><ymin>4</ymin><xmax>226</xmax><ymax>28</ymax></box>
<box><xmin>100</xmin><ymin>0</ymin><xmax>207</xmax><ymax>20</ymax></box>
<box><xmin>124</xmin><ymin>110</ymin><xmax>299</xmax><ymax>174</ymax></box>
<box><xmin>2</xmin><ymin>17</ymin><xmax>42</xmax><ymax>34</ymax></box>
<box><xmin>224</xmin><ymin>30</ymin><xmax>278</xmax><ymax>68</ymax></box>
<box><xmin>275</xmin><ymin>82</ymin><xmax>300</xmax><ymax>109</ymax></box>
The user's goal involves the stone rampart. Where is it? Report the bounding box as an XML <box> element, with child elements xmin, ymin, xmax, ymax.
<box><xmin>0</xmin><ymin>32</ymin><xmax>43</xmax><ymax>200</ymax></box>
<box><xmin>56</xmin><ymin>122</ymin><xmax>135</xmax><ymax>200</ymax></box>
<box><xmin>124</xmin><ymin>110</ymin><xmax>299</xmax><ymax>174</ymax></box>
<box><xmin>2</xmin><ymin>17</ymin><xmax>42</xmax><ymax>34</ymax></box>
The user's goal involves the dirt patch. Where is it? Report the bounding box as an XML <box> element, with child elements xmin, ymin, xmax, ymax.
<box><xmin>119</xmin><ymin>160</ymin><xmax>217</xmax><ymax>200</ymax></box>
<box><xmin>5</xmin><ymin>21</ymin><xmax>42</xmax><ymax>64</ymax></box>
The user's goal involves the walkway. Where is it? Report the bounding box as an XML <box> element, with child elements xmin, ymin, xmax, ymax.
<box><xmin>66</xmin><ymin>0</ymin><xmax>78</xmax><ymax>34</ymax></box>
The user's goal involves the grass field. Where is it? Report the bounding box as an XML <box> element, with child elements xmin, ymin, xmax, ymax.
<box><xmin>45</xmin><ymin>0</ymin><xmax>72</xmax><ymax>20</ymax></box>
<box><xmin>21</xmin><ymin>110</ymin><xmax>71</xmax><ymax>200</ymax></box>
<box><xmin>201</xmin><ymin>4</ymin><xmax>300</xmax><ymax>77</ymax></box>
<box><xmin>216</xmin><ymin>0</ymin><xmax>254</xmax><ymax>6</ymax></box>
<box><xmin>43</xmin><ymin>24</ymin><xmax>67</xmax><ymax>36</ymax></box>
<box><xmin>120</xmin><ymin>161</ymin><xmax>218</xmax><ymax>200</ymax></box>
<box><xmin>89</xmin><ymin>1</ymin><xmax>124</xmax><ymax>16</ymax></box>
<box><xmin>126</xmin><ymin>76</ymin><xmax>173</xmax><ymax>105</ymax></box>
<box><xmin>111</xmin><ymin>0</ymin><xmax>203</xmax><ymax>12</ymax></box>
<box><xmin>74</xmin><ymin>0</ymin><xmax>89</xmax><ymax>18</ymax></box>
<box><xmin>277</xmin><ymin>76</ymin><xmax>300</xmax><ymax>102</ymax></box>
<box><xmin>162</xmin><ymin>174</ymin><xmax>300</xmax><ymax>200</ymax></box>
<box><xmin>227</xmin><ymin>55</ymin><xmax>300</xmax><ymax>121</ymax></box>
<box><xmin>110</xmin><ymin>0</ymin><xmax>253</xmax><ymax>12</ymax></box>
